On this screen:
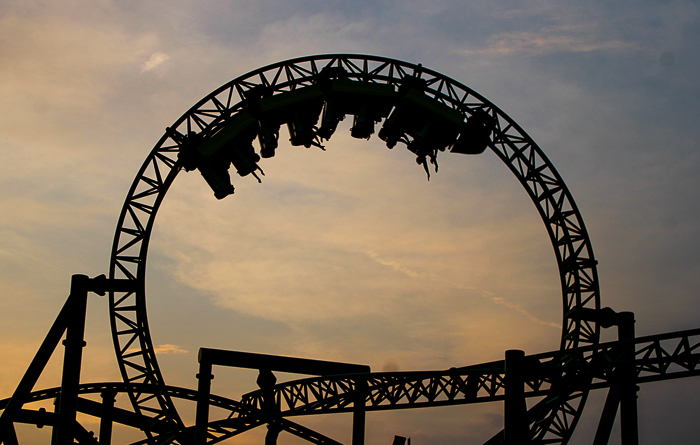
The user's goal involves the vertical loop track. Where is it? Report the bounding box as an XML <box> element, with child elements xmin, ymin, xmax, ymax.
<box><xmin>109</xmin><ymin>54</ymin><xmax>600</xmax><ymax>444</ymax></box>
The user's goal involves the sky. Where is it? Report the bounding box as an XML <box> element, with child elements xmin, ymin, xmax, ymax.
<box><xmin>1</xmin><ymin>0</ymin><xmax>700</xmax><ymax>444</ymax></box>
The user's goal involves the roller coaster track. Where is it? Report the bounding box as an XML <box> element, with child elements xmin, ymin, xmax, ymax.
<box><xmin>106</xmin><ymin>54</ymin><xmax>600</xmax><ymax>444</ymax></box>
<box><xmin>216</xmin><ymin>327</ymin><xmax>700</xmax><ymax>442</ymax></box>
<box><xmin>3</xmin><ymin>327</ymin><xmax>698</xmax><ymax>444</ymax></box>
<box><xmin>9</xmin><ymin>54</ymin><xmax>697</xmax><ymax>445</ymax></box>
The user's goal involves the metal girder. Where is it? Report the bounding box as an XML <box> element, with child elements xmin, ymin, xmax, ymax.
<box><xmin>107</xmin><ymin>54</ymin><xmax>601</xmax><ymax>444</ymax></box>
<box><xmin>0</xmin><ymin>383</ymin><xmax>344</xmax><ymax>445</ymax></box>
<box><xmin>3</xmin><ymin>329</ymin><xmax>699</xmax><ymax>443</ymax></box>
<box><xmin>231</xmin><ymin>328</ymin><xmax>700</xmax><ymax>442</ymax></box>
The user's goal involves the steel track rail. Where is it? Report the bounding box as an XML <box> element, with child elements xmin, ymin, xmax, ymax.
<box><xmin>108</xmin><ymin>54</ymin><xmax>601</xmax><ymax>444</ymax></box>
<box><xmin>0</xmin><ymin>384</ymin><xmax>336</xmax><ymax>445</ymax></box>
<box><xmin>229</xmin><ymin>328</ymin><xmax>700</xmax><ymax>442</ymax></box>
<box><xmin>4</xmin><ymin>328</ymin><xmax>697</xmax><ymax>443</ymax></box>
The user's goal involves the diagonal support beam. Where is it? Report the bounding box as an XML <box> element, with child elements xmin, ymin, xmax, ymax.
<box><xmin>0</xmin><ymin>286</ymin><xmax>78</xmax><ymax>442</ymax></box>
<box><xmin>0</xmin><ymin>275</ymin><xmax>138</xmax><ymax>445</ymax></box>
<box><xmin>593</xmin><ymin>386</ymin><xmax>622</xmax><ymax>445</ymax></box>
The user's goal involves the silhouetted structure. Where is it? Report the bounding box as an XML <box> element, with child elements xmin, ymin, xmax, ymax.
<box><xmin>1</xmin><ymin>54</ymin><xmax>699</xmax><ymax>445</ymax></box>
<box><xmin>391</xmin><ymin>436</ymin><xmax>409</xmax><ymax>445</ymax></box>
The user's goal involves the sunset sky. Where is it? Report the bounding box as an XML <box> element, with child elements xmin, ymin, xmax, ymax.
<box><xmin>1</xmin><ymin>1</ymin><xmax>700</xmax><ymax>444</ymax></box>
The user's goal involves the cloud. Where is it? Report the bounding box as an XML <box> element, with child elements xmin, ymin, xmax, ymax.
<box><xmin>461</xmin><ymin>27</ymin><xmax>638</xmax><ymax>58</ymax></box>
<box><xmin>141</xmin><ymin>52</ymin><xmax>170</xmax><ymax>72</ymax></box>
<box><xmin>366</xmin><ymin>250</ymin><xmax>419</xmax><ymax>277</ymax></box>
<box><xmin>487</xmin><ymin>294</ymin><xmax>561</xmax><ymax>330</ymax></box>
<box><xmin>2</xmin><ymin>1</ymin><xmax>699</xmax><ymax>442</ymax></box>
<box><xmin>0</xmin><ymin>13</ymin><xmax>160</xmax><ymax>157</ymax></box>
<box><xmin>153</xmin><ymin>344</ymin><xmax>189</xmax><ymax>354</ymax></box>
<box><xmin>123</xmin><ymin>345</ymin><xmax>189</xmax><ymax>356</ymax></box>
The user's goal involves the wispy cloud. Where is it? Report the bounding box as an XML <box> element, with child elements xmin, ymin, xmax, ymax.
<box><xmin>485</xmin><ymin>293</ymin><xmax>561</xmax><ymax>329</ymax></box>
<box><xmin>126</xmin><ymin>345</ymin><xmax>189</xmax><ymax>355</ymax></box>
<box><xmin>1</xmin><ymin>1</ymin><xmax>699</xmax><ymax>442</ymax></box>
<box><xmin>141</xmin><ymin>52</ymin><xmax>170</xmax><ymax>72</ymax></box>
<box><xmin>461</xmin><ymin>26</ymin><xmax>638</xmax><ymax>58</ymax></box>
<box><xmin>366</xmin><ymin>250</ymin><xmax>419</xmax><ymax>277</ymax></box>
<box><xmin>153</xmin><ymin>344</ymin><xmax>189</xmax><ymax>354</ymax></box>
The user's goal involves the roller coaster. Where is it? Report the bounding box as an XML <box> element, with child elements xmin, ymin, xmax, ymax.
<box><xmin>1</xmin><ymin>54</ymin><xmax>698</xmax><ymax>445</ymax></box>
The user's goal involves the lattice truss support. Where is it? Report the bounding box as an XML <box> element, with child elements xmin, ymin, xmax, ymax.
<box><xmin>1</xmin><ymin>383</ymin><xmax>347</xmax><ymax>445</ymax></box>
<box><xmin>222</xmin><ymin>327</ymin><xmax>700</xmax><ymax>444</ymax></box>
<box><xmin>2</xmin><ymin>327</ymin><xmax>698</xmax><ymax>445</ymax></box>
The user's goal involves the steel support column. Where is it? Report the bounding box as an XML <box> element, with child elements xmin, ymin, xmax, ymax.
<box><xmin>258</xmin><ymin>369</ymin><xmax>279</xmax><ymax>445</ymax></box>
<box><xmin>52</xmin><ymin>274</ymin><xmax>89</xmax><ymax>445</ymax></box>
<box><xmin>352</xmin><ymin>378</ymin><xmax>367</xmax><ymax>445</ymax></box>
<box><xmin>194</xmin><ymin>360</ymin><xmax>214</xmax><ymax>445</ymax></box>
<box><xmin>265</xmin><ymin>422</ymin><xmax>281</xmax><ymax>445</ymax></box>
<box><xmin>618</xmin><ymin>312</ymin><xmax>638</xmax><ymax>445</ymax></box>
<box><xmin>98</xmin><ymin>389</ymin><xmax>116</xmax><ymax>445</ymax></box>
<box><xmin>505</xmin><ymin>350</ymin><xmax>526</xmax><ymax>444</ymax></box>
